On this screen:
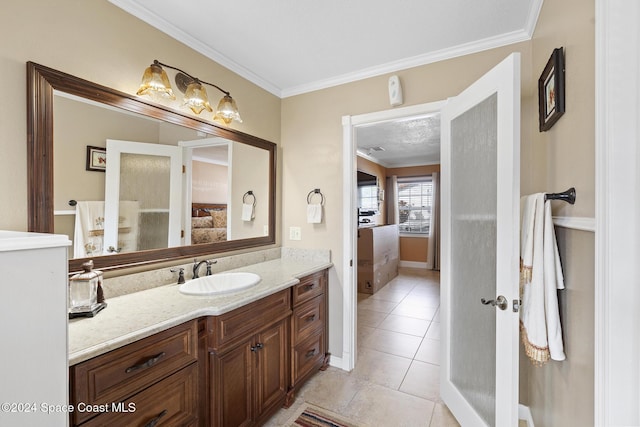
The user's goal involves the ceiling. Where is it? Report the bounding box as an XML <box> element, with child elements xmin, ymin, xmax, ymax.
<box><xmin>110</xmin><ymin>0</ymin><xmax>540</xmax><ymax>167</ymax></box>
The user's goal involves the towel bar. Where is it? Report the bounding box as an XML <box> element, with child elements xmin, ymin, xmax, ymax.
<box><xmin>545</xmin><ymin>187</ymin><xmax>576</xmax><ymax>204</ymax></box>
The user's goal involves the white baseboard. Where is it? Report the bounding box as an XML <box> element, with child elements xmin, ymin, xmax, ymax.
<box><xmin>328</xmin><ymin>355</ymin><xmax>347</xmax><ymax>371</ymax></box>
<box><xmin>399</xmin><ymin>260</ymin><xmax>428</xmax><ymax>269</ymax></box>
<box><xmin>519</xmin><ymin>404</ymin><xmax>534</xmax><ymax>427</ymax></box>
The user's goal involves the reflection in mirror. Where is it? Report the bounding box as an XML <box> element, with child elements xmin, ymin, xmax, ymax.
<box><xmin>53</xmin><ymin>94</ymin><xmax>270</xmax><ymax>260</ymax></box>
<box><xmin>28</xmin><ymin>62</ymin><xmax>276</xmax><ymax>273</ymax></box>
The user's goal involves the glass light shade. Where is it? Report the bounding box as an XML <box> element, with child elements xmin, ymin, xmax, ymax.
<box><xmin>214</xmin><ymin>95</ymin><xmax>243</xmax><ymax>124</ymax></box>
<box><xmin>183</xmin><ymin>81</ymin><xmax>213</xmax><ymax>115</ymax></box>
<box><xmin>136</xmin><ymin>63</ymin><xmax>176</xmax><ymax>100</ymax></box>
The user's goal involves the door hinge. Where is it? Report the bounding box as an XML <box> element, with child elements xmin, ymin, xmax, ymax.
<box><xmin>350</xmin><ymin>259</ymin><xmax>353</xmax><ymax>267</ymax></box>
<box><xmin>182</xmin><ymin>165</ymin><xmax>186</xmax><ymax>173</ymax></box>
<box><xmin>181</xmin><ymin>230</ymin><xmax>184</xmax><ymax>238</ymax></box>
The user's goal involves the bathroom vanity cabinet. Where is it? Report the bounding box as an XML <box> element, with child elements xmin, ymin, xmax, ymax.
<box><xmin>69</xmin><ymin>269</ymin><xmax>329</xmax><ymax>427</ymax></box>
<box><xmin>69</xmin><ymin>320</ymin><xmax>199</xmax><ymax>426</ymax></box>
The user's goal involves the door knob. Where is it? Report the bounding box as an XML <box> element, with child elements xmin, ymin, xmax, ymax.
<box><xmin>480</xmin><ymin>295</ymin><xmax>508</xmax><ymax>311</ymax></box>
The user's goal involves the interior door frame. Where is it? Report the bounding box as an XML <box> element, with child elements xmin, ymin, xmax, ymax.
<box><xmin>341</xmin><ymin>100</ymin><xmax>445</xmax><ymax>371</ymax></box>
<box><xmin>595</xmin><ymin>1</ymin><xmax>640</xmax><ymax>424</ymax></box>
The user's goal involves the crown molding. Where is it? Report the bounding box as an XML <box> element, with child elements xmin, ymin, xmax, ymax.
<box><xmin>281</xmin><ymin>28</ymin><xmax>533</xmax><ymax>98</ymax></box>
<box><xmin>108</xmin><ymin>0</ymin><xmax>282</xmax><ymax>97</ymax></box>
<box><xmin>111</xmin><ymin>0</ymin><xmax>539</xmax><ymax>99</ymax></box>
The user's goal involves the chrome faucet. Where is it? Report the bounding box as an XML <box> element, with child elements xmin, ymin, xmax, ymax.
<box><xmin>192</xmin><ymin>259</ymin><xmax>216</xmax><ymax>279</ymax></box>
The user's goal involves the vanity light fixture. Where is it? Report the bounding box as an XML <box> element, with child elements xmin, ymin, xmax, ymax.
<box><xmin>137</xmin><ymin>60</ymin><xmax>242</xmax><ymax>124</ymax></box>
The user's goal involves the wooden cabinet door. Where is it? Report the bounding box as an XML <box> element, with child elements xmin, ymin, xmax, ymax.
<box><xmin>211</xmin><ymin>342</ymin><xmax>253</xmax><ymax>427</ymax></box>
<box><xmin>255</xmin><ymin>319</ymin><xmax>288</xmax><ymax>417</ymax></box>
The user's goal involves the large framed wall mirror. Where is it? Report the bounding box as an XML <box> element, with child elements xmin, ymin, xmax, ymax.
<box><xmin>27</xmin><ymin>62</ymin><xmax>276</xmax><ymax>273</ymax></box>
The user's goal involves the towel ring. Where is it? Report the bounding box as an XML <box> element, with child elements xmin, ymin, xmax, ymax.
<box><xmin>307</xmin><ymin>188</ymin><xmax>325</xmax><ymax>205</ymax></box>
<box><xmin>243</xmin><ymin>191</ymin><xmax>256</xmax><ymax>208</ymax></box>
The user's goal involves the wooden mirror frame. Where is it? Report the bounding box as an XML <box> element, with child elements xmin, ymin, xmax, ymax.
<box><xmin>27</xmin><ymin>62</ymin><xmax>276</xmax><ymax>273</ymax></box>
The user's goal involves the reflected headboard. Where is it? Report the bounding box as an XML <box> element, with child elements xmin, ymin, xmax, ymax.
<box><xmin>192</xmin><ymin>203</ymin><xmax>227</xmax><ymax>217</ymax></box>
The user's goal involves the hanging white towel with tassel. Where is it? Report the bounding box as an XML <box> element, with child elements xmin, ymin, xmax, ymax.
<box><xmin>74</xmin><ymin>201</ymin><xmax>105</xmax><ymax>258</ymax></box>
<box><xmin>519</xmin><ymin>193</ymin><xmax>566</xmax><ymax>365</ymax></box>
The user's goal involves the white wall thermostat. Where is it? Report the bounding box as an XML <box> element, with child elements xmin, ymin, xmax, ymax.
<box><xmin>388</xmin><ymin>75</ymin><xmax>403</xmax><ymax>107</ymax></box>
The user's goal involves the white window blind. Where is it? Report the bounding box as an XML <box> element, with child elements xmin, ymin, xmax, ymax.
<box><xmin>397</xmin><ymin>176</ymin><xmax>433</xmax><ymax>234</ymax></box>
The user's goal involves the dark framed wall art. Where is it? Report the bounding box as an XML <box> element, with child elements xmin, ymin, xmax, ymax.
<box><xmin>86</xmin><ymin>146</ymin><xmax>106</xmax><ymax>172</ymax></box>
<box><xmin>538</xmin><ymin>47</ymin><xmax>565</xmax><ymax>132</ymax></box>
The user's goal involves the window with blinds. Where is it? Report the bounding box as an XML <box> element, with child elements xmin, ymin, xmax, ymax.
<box><xmin>397</xmin><ymin>176</ymin><xmax>433</xmax><ymax>234</ymax></box>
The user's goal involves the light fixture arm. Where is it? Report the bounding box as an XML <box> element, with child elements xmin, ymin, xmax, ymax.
<box><xmin>153</xmin><ymin>59</ymin><xmax>230</xmax><ymax>96</ymax></box>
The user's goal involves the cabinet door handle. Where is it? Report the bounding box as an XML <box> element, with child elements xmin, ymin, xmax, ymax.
<box><xmin>251</xmin><ymin>343</ymin><xmax>264</xmax><ymax>352</ymax></box>
<box><xmin>305</xmin><ymin>314</ymin><xmax>316</xmax><ymax>323</ymax></box>
<box><xmin>305</xmin><ymin>349</ymin><xmax>317</xmax><ymax>358</ymax></box>
<box><xmin>143</xmin><ymin>409</ymin><xmax>167</xmax><ymax>427</ymax></box>
<box><xmin>125</xmin><ymin>352</ymin><xmax>166</xmax><ymax>374</ymax></box>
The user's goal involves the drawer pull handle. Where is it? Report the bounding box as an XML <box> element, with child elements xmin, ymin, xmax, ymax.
<box><xmin>305</xmin><ymin>314</ymin><xmax>316</xmax><ymax>323</ymax></box>
<box><xmin>251</xmin><ymin>343</ymin><xmax>264</xmax><ymax>352</ymax></box>
<box><xmin>305</xmin><ymin>349</ymin><xmax>317</xmax><ymax>358</ymax></box>
<box><xmin>144</xmin><ymin>409</ymin><xmax>167</xmax><ymax>427</ymax></box>
<box><xmin>125</xmin><ymin>352</ymin><xmax>166</xmax><ymax>374</ymax></box>
<box><xmin>303</xmin><ymin>283</ymin><xmax>315</xmax><ymax>291</ymax></box>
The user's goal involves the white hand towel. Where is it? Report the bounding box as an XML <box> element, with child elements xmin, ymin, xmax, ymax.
<box><xmin>241</xmin><ymin>203</ymin><xmax>254</xmax><ymax>221</ymax></box>
<box><xmin>519</xmin><ymin>193</ymin><xmax>566</xmax><ymax>365</ymax></box>
<box><xmin>307</xmin><ymin>204</ymin><xmax>322</xmax><ymax>224</ymax></box>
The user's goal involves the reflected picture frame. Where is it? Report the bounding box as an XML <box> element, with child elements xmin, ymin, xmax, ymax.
<box><xmin>538</xmin><ymin>47</ymin><xmax>565</xmax><ymax>132</ymax></box>
<box><xmin>86</xmin><ymin>145</ymin><xmax>106</xmax><ymax>172</ymax></box>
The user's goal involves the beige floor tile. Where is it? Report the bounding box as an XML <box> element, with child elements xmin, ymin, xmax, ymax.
<box><xmin>415</xmin><ymin>337</ymin><xmax>440</xmax><ymax>365</ymax></box>
<box><xmin>361</xmin><ymin>328</ymin><xmax>422</xmax><ymax>359</ymax></box>
<box><xmin>400</xmin><ymin>360</ymin><xmax>442</xmax><ymax>402</ymax></box>
<box><xmin>357</xmin><ymin>307</ymin><xmax>387</xmax><ymax>328</ymax></box>
<box><xmin>262</xmin><ymin>398</ymin><xmax>306</xmax><ymax>426</ymax></box>
<box><xmin>404</xmin><ymin>293</ymin><xmax>441</xmax><ymax>309</ymax></box>
<box><xmin>295</xmin><ymin>367</ymin><xmax>363</xmax><ymax>413</ymax></box>
<box><xmin>378</xmin><ymin>314</ymin><xmax>431</xmax><ymax>337</ymax></box>
<box><xmin>429</xmin><ymin>403</ymin><xmax>460</xmax><ymax>427</ymax></box>
<box><xmin>351</xmin><ymin>348</ymin><xmax>412</xmax><ymax>389</ymax></box>
<box><xmin>425</xmin><ymin>322</ymin><xmax>440</xmax><ymax>340</ymax></box>
<box><xmin>370</xmin><ymin>288</ymin><xmax>411</xmax><ymax>303</ymax></box>
<box><xmin>392</xmin><ymin>301</ymin><xmax>439</xmax><ymax>320</ymax></box>
<box><xmin>358</xmin><ymin>297</ymin><xmax>399</xmax><ymax>314</ymax></box>
<box><xmin>345</xmin><ymin>382</ymin><xmax>435</xmax><ymax>427</ymax></box>
<box><xmin>357</xmin><ymin>324</ymin><xmax>376</xmax><ymax>344</ymax></box>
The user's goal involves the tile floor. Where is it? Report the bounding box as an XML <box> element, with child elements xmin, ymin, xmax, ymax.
<box><xmin>265</xmin><ymin>267</ymin><xmax>460</xmax><ymax>427</ymax></box>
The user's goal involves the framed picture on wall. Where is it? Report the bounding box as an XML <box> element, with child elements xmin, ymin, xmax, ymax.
<box><xmin>538</xmin><ymin>47</ymin><xmax>565</xmax><ymax>132</ymax></box>
<box><xmin>86</xmin><ymin>146</ymin><xmax>106</xmax><ymax>172</ymax></box>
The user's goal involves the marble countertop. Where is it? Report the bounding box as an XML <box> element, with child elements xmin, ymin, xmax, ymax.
<box><xmin>68</xmin><ymin>257</ymin><xmax>332</xmax><ymax>365</ymax></box>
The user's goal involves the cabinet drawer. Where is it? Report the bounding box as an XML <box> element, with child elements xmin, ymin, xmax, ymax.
<box><xmin>71</xmin><ymin>320</ymin><xmax>198</xmax><ymax>425</ymax></box>
<box><xmin>291</xmin><ymin>295</ymin><xmax>325</xmax><ymax>345</ymax></box>
<box><xmin>208</xmin><ymin>289</ymin><xmax>291</xmax><ymax>352</ymax></box>
<box><xmin>291</xmin><ymin>331</ymin><xmax>325</xmax><ymax>386</ymax></box>
<box><xmin>291</xmin><ymin>270</ymin><xmax>326</xmax><ymax>306</ymax></box>
<box><xmin>81</xmin><ymin>363</ymin><xmax>198</xmax><ymax>427</ymax></box>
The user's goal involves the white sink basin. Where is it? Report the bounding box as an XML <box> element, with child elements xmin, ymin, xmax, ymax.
<box><xmin>178</xmin><ymin>272</ymin><xmax>261</xmax><ymax>296</ymax></box>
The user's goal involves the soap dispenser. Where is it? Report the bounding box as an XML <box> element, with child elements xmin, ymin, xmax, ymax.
<box><xmin>68</xmin><ymin>260</ymin><xmax>107</xmax><ymax>318</ymax></box>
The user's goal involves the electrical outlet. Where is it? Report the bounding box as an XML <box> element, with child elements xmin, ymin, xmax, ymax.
<box><xmin>289</xmin><ymin>226</ymin><xmax>302</xmax><ymax>241</ymax></box>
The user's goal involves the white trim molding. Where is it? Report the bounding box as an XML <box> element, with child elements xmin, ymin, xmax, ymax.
<box><xmin>399</xmin><ymin>260</ymin><xmax>428</xmax><ymax>269</ymax></box>
<box><xmin>518</xmin><ymin>404</ymin><xmax>535</xmax><ymax>427</ymax></box>
<box><xmin>595</xmin><ymin>1</ymin><xmax>640</xmax><ymax>425</ymax></box>
<box><xmin>552</xmin><ymin>216</ymin><xmax>595</xmax><ymax>232</ymax></box>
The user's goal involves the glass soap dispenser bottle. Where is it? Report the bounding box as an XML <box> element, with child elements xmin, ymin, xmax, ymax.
<box><xmin>68</xmin><ymin>260</ymin><xmax>107</xmax><ymax>318</ymax></box>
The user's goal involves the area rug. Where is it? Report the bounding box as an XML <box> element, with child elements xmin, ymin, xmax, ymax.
<box><xmin>287</xmin><ymin>403</ymin><xmax>359</xmax><ymax>427</ymax></box>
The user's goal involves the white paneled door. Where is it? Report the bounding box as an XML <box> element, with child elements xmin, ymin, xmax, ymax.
<box><xmin>440</xmin><ymin>53</ymin><xmax>521</xmax><ymax>426</ymax></box>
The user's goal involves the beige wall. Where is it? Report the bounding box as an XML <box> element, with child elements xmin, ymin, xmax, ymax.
<box><xmin>0</xmin><ymin>0</ymin><xmax>281</xmax><ymax>232</ymax></box>
<box><xmin>522</xmin><ymin>0</ymin><xmax>596</xmax><ymax>425</ymax></box>
<box><xmin>192</xmin><ymin>161</ymin><xmax>228</xmax><ymax>204</ymax></box>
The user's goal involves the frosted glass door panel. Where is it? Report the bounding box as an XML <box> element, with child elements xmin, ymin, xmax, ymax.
<box><xmin>120</xmin><ymin>153</ymin><xmax>170</xmax><ymax>251</ymax></box>
<box><xmin>450</xmin><ymin>94</ymin><xmax>497</xmax><ymax>426</ymax></box>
